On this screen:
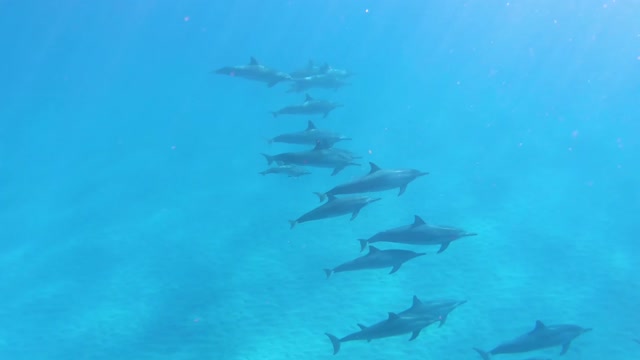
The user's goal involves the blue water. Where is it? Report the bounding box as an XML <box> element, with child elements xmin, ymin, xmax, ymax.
<box><xmin>1</xmin><ymin>1</ymin><xmax>639</xmax><ymax>359</ymax></box>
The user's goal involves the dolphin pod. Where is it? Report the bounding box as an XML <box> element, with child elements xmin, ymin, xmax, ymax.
<box><xmin>214</xmin><ymin>56</ymin><xmax>599</xmax><ymax>358</ymax></box>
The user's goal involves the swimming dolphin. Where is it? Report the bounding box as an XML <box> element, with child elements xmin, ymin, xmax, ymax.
<box><xmin>287</xmin><ymin>74</ymin><xmax>350</xmax><ymax>93</ymax></box>
<box><xmin>261</xmin><ymin>142</ymin><xmax>361</xmax><ymax>176</ymax></box>
<box><xmin>288</xmin><ymin>194</ymin><xmax>381</xmax><ymax>229</ymax></box>
<box><xmin>259</xmin><ymin>165</ymin><xmax>310</xmax><ymax>178</ymax></box>
<box><xmin>399</xmin><ymin>295</ymin><xmax>467</xmax><ymax>327</ymax></box>
<box><xmin>214</xmin><ymin>56</ymin><xmax>292</xmax><ymax>87</ymax></box>
<box><xmin>271</xmin><ymin>93</ymin><xmax>343</xmax><ymax>118</ymax></box>
<box><xmin>267</xmin><ymin>120</ymin><xmax>352</xmax><ymax>147</ymax></box>
<box><xmin>315</xmin><ymin>162</ymin><xmax>428</xmax><ymax>202</ymax></box>
<box><xmin>325</xmin><ymin>312</ymin><xmax>439</xmax><ymax>355</ymax></box>
<box><xmin>473</xmin><ymin>321</ymin><xmax>592</xmax><ymax>359</ymax></box>
<box><xmin>324</xmin><ymin>246</ymin><xmax>425</xmax><ymax>278</ymax></box>
<box><xmin>359</xmin><ymin>215</ymin><xmax>477</xmax><ymax>253</ymax></box>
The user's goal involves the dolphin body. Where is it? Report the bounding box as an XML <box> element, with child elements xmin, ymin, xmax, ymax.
<box><xmin>325</xmin><ymin>312</ymin><xmax>439</xmax><ymax>355</ymax></box>
<box><xmin>315</xmin><ymin>162</ymin><xmax>428</xmax><ymax>202</ymax></box>
<box><xmin>359</xmin><ymin>215</ymin><xmax>477</xmax><ymax>253</ymax></box>
<box><xmin>214</xmin><ymin>57</ymin><xmax>291</xmax><ymax>87</ymax></box>
<box><xmin>271</xmin><ymin>94</ymin><xmax>343</xmax><ymax>118</ymax></box>
<box><xmin>399</xmin><ymin>295</ymin><xmax>467</xmax><ymax>328</ymax></box>
<box><xmin>289</xmin><ymin>195</ymin><xmax>380</xmax><ymax>229</ymax></box>
<box><xmin>287</xmin><ymin>74</ymin><xmax>350</xmax><ymax>93</ymax></box>
<box><xmin>267</xmin><ymin>120</ymin><xmax>351</xmax><ymax>147</ymax></box>
<box><xmin>258</xmin><ymin>165</ymin><xmax>310</xmax><ymax>178</ymax></box>
<box><xmin>324</xmin><ymin>246</ymin><xmax>425</xmax><ymax>278</ymax></box>
<box><xmin>473</xmin><ymin>321</ymin><xmax>592</xmax><ymax>359</ymax></box>
<box><xmin>261</xmin><ymin>142</ymin><xmax>361</xmax><ymax>176</ymax></box>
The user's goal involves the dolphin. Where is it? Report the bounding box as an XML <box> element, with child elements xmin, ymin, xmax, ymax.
<box><xmin>259</xmin><ymin>165</ymin><xmax>310</xmax><ymax>178</ymax></box>
<box><xmin>324</xmin><ymin>246</ymin><xmax>425</xmax><ymax>278</ymax></box>
<box><xmin>288</xmin><ymin>194</ymin><xmax>381</xmax><ymax>229</ymax></box>
<box><xmin>473</xmin><ymin>321</ymin><xmax>592</xmax><ymax>359</ymax></box>
<box><xmin>325</xmin><ymin>312</ymin><xmax>439</xmax><ymax>355</ymax></box>
<box><xmin>271</xmin><ymin>93</ymin><xmax>343</xmax><ymax>118</ymax></box>
<box><xmin>315</xmin><ymin>162</ymin><xmax>428</xmax><ymax>202</ymax></box>
<box><xmin>261</xmin><ymin>142</ymin><xmax>361</xmax><ymax>176</ymax></box>
<box><xmin>359</xmin><ymin>215</ymin><xmax>478</xmax><ymax>253</ymax></box>
<box><xmin>267</xmin><ymin>120</ymin><xmax>351</xmax><ymax>147</ymax></box>
<box><xmin>399</xmin><ymin>295</ymin><xmax>467</xmax><ymax>327</ymax></box>
<box><xmin>214</xmin><ymin>56</ymin><xmax>292</xmax><ymax>87</ymax></box>
<box><xmin>287</xmin><ymin>74</ymin><xmax>350</xmax><ymax>93</ymax></box>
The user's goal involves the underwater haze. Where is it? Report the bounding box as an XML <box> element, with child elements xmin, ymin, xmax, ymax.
<box><xmin>1</xmin><ymin>1</ymin><xmax>639</xmax><ymax>359</ymax></box>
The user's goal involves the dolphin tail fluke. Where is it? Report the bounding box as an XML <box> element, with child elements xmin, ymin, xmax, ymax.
<box><xmin>313</xmin><ymin>192</ymin><xmax>327</xmax><ymax>203</ymax></box>
<box><xmin>325</xmin><ymin>333</ymin><xmax>341</xmax><ymax>355</ymax></box>
<box><xmin>288</xmin><ymin>220</ymin><xmax>297</xmax><ymax>229</ymax></box>
<box><xmin>261</xmin><ymin>153</ymin><xmax>274</xmax><ymax>165</ymax></box>
<box><xmin>323</xmin><ymin>269</ymin><xmax>333</xmax><ymax>279</ymax></box>
<box><xmin>358</xmin><ymin>239</ymin><xmax>368</xmax><ymax>252</ymax></box>
<box><xmin>473</xmin><ymin>348</ymin><xmax>491</xmax><ymax>360</ymax></box>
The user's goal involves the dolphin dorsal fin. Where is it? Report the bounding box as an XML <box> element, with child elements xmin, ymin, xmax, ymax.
<box><xmin>306</xmin><ymin>120</ymin><xmax>317</xmax><ymax>130</ymax></box>
<box><xmin>368</xmin><ymin>246</ymin><xmax>380</xmax><ymax>254</ymax></box>
<box><xmin>305</xmin><ymin>93</ymin><xmax>313</xmax><ymax>102</ymax></box>
<box><xmin>412</xmin><ymin>215</ymin><xmax>426</xmax><ymax>227</ymax></box>
<box><xmin>249</xmin><ymin>57</ymin><xmax>259</xmax><ymax>66</ymax></box>
<box><xmin>313</xmin><ymin>140</ymin><xmax>331</xmax><ymax>151</ymax></box>
<box><xmin>534</xmin><ymin>320</ymin><xmax>546</xmax><ymax>332</ymax></box>
<box><xmin>368</xmin><ymin>162</ymin><xmax>381</xmax><ymax>174</ymax></box>
<box><xmin>387</xmin><ymin>312</ymin><xmax>399</xmax><ymax>321</ymax></box>
<box><xmin>412</xmin><ymin>295</ymin><xmax>423</xmax><ymax>308</ymax></box>
<box><xmin>357</xmin><ymin>323</ymin><xmax>367</xmax><ymax>330</ymax></box>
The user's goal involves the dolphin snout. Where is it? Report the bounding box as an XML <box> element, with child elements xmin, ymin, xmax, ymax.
<box><xmin>417</xmin><ymin>172</ymin><xmax>430</xmax><ymax>177</ymax></box>
<box><xmin>369</xmin><ymin>198</ymin><xmax>382</xmax><ymax>203</ymax></box>
<box><xmin>583</xmin><ymin>328</ymin><xmax>594</xmax><ymax>333</ymax></box>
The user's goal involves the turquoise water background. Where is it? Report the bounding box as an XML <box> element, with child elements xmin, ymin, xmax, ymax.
<box><xmin>1</xmin><ymin>1</ymin><xmax>639</xmax><ymax>359</ymax></box>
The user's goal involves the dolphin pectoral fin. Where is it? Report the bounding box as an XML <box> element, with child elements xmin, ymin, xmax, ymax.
<box><xmin>389</xmin><ymin>264</ymin><xmax>401</xmax><ymax>274</ymax></box>
<box><xmin>358</xmin><ymin>239</ymin><xmax>368</xmax><ymax>252</ymax></box>
<box><xmin>437</xmin><ymin>242</ymin><xmax>451</xmax><ymax>253</ymax></box>
<box><xmin>439</xmin><ymin>314</ymin><xmax>448</xmax><ymax>327</ymax></box>
<box><xmin>350</xmin><ymin>210</ymin><xmax>361</xmax><ymax>221</ymax></box>
<box><xmin>313</xmin><ymin>192</ymin><xmax>327</xmax><ymax>202</ymax></box>
<box><xmin>409</xmin><ymin>329</ymin><xmax>421</xmax><ymax>341</ymax></box>
<box><xmin>323</xmin><ymin>269</ymin><xmax>333</xmax><ymax>279</ymax></box>
<box><xmin>560</xmin><ymin>341</ymin><xmax>571</xmax><ymax>355</ymax></box>
<box><xmin>325</xmin><ymin>333</ymin><xmax>341</xmax><ymax>355</ymax></box>
<box><xmin>473</xmin><ymin>348</ymin><xmax>491</xmax><ymax>360</ymax></box>
<box><xmin>331</xmin><ymin>167</ymin><xmax>344</xmax><ymax>176</ymax></box>
<box><xmin>398</xmin><ymin>184</ymin><xmax>407</xmax><ymax>196</ymax></box>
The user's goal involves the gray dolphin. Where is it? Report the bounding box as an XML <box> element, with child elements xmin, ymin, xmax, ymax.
<box><xmin>399</xmin><ymin>295</ymin><xmax>467</xmax><ymax>327</ymax></box>
<box><xmin>259</xmin><ymin>165</ymin><xmax>310</xmax><ymax>178</ymax></box>
<box><xmin>287</xmin><ymin>74</ymin><xmax>350</xmax><ymax>93</ymax></box>
<box><xmin>324</xmin><ymin>246</ymin><xmax>425</xmax><ymax>278</ymax></box>
<box><xmin>261</xmin><ymin>142</ymin><xmax>361</xmax><ymax>176</ymax></box>
<box><xmin>214</xmin><ymin>56</ymin><xmax>291</xmax><ymax>87</ymax></box>
<box><xmin>271</xmin><ymin>93</ymin><xmax>343</xmax><ymax>118</ymax></box>
<box><xmin>288</xmin><ymin>194</ymin><xmax>381</xmax><ymax>229</ymax></box>
<box><xmin>315</xmin><ymin>162</ymin><xmax>428</xmax><ymax>202</ymax></box>
<box><xmin>473</xmin><ymin>321</ymin><xmax>592</xmax><ymax>359</ymax></box>
<box><xmin>325</xmin><ymin>312</ymin><xmax>439</xmax><ymax>355</ymax></box>
<box><xmin>267</xmin><ymin>120</ymin><xmax>352</xmax><ymax>147</ymax></box>
<box><xmin>359</xmin><ymin>215</ymin><xmax>477</xmax><ymax>253</ymax></box>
